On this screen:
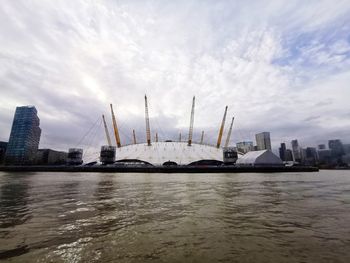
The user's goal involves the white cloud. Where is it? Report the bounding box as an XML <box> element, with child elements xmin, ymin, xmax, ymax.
<box><xmin>0</xmin><ymin>0</ymin><xmax>350</xmax><ymax>156</ymax></box>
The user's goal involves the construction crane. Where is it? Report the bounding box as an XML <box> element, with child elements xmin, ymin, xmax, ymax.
<box><xmin>224</xmin><ymin>117</ymin><xmax>235</xmax><ymax>148</ymax></box>
<box><xmin>110</xmin><ymin>104</ymin><xmax>121</xmax><ymax>148</ymax></box>
<box><xmin>216</xmin><ymin>106</ymin><xmax>228</xmax><ymax>148</ymax></box>
<box><xmin>200</xmin><ymin>131</ymin><xmax>204</xmax><ymax>144</ymax></box>
<box><xmin>102</xmin><ymin>114</ymin><xmax>112</xmax><ymax>146</ymax></box>
<box><xmin>145</xmin><ymin>95</ymin><xmax>151</xmax><ymax>146</ymax></box>
<box><xmin>188</xmin><ymin>96</ymin><xmax>195</xmax><ymax>146</ymax></box>
<box><xmin>133</xmin><ymin>129</ymin><xmax>137</xmax><ymax>144</ymax></box>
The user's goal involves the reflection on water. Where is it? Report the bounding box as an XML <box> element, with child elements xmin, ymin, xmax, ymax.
<box><xmin>0</xmin><ymin>173</ymin><xmax>32</xmax><ymax>260</ymax></box>
<box><xmin>0</xmin><ymin>171</ymin><xmax>350</xmax><ymax>262</ymax></box>
<box><xmin>0</xmin><ymin>174</ymin><xmax>31</xmax><ymax>229</ymax></box>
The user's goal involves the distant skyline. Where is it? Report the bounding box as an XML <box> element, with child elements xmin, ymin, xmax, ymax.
<box><xmin>1</xmin><ymin>0</ymin><xmax>350</xmax><ymax>153</ymax></box>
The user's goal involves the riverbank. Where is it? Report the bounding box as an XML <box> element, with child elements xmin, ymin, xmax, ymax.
<box><xmin>0</xmin><ymin>165</ymin><xmax>319</xmax><ymax>173</ymax></box>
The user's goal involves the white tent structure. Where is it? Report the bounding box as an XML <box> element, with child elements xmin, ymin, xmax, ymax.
<box><xmin>114</xmin><ymin>141</ymin><xmax>241</xmax><ymax>165</ymax></box>
<box><xmin>236</xmin><ymin>150</ymin><xmax>283</xmax><ymax>167</ymax></box>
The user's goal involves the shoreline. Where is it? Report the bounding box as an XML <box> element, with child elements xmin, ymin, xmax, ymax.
<box><xmin>0</xmin><ymin>165</ymin><xmax>319</xmax><ymax>173</ymax></box>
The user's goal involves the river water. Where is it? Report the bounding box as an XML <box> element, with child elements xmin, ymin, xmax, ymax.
<box><xmin>0</xmin><ymin>170</ymin><xmax>350</xmax><ymax>262</ymax></box>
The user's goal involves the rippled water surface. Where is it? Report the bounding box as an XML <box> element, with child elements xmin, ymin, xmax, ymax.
<box><xmin>0</xmin><ymin>170</ymin><xmax>350</xmax><ymax>262</ymax></box>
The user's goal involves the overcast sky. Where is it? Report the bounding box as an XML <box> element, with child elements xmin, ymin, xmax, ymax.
<box><xmin>0</xmin><ymin>0</ymin><xmax>350</xmax><ymax>158</ymax></box>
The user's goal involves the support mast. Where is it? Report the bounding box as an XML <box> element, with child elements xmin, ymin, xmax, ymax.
<box><xmin>216</xmin><ymin>106</ymin><xmax>228</xmax><ymax>148</ymax></box>
<box><xmin>133</xmin><ymin>129</ymin><xmax>137</xmax><ymax>144</ymax></box>
<box><xmin>224</xmin><ymin>117</ymin><xmax>235</xmax><ymax>147</ymax></box>
<box><xmin>110</xmin><ymin>104</ymin><xmax>121</xmax><ymax>148</ymax></box>
<box><xmin>200</xmin><ymin>131</ymin><xmax>204</xmax><ymax>144</ymax></box>
<box><xmin>188</xmin><ymin>96</ymin><xmax>195</xmax><ymax>146</ymax></box>
<box><xmin>145</xmin><ymin>95</ymin><xmax>151</xmax><ymax>146</ymax></box>
<box><xmin>102</xmin><ymin>114</ymin><xmax>112</xmax><ymax>146</ymax></box>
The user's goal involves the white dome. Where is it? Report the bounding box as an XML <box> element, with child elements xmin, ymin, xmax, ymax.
<box><xmin>115</xmin><ymin>141</ymin><xmax>232</xmax><ymax>165</ymax></box>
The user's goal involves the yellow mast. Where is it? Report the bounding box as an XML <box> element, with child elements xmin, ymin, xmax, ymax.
<box><xmin>102</xmin><ymin>114</ymin><xmax>112</xmax><ymax>146</ymax></box>
<box><xmin>200</xmin><ymin>130</ymin><xmax>204</xmax><ymax>144</ymax></box>
<box><xmin>145</xmin><ymin>95</ymin><xmax>151</xmax><ymax>146</ymax></box>
<box><xmin>216</xmin><ymin>106</ymin><xmax>228</xmax><ymax>148</ymax></box>
<box><xmin>110</xmin><ymin>104</ymin><xmax>121</xmax><ymax>148</ymax></box>
<box><xmin>133</xmin><ymin>129</ymin><xmax>137</xmax><ymax>144</ymax></box>
<box><xmin>188</xmin><ymin>96</ymin><xmax>195</xmax><ymax>146</ymax></box>
<box><xmin>224</xmin><ymin>117</ymin><xmax>235</xmax><ymax>147</ymax></box>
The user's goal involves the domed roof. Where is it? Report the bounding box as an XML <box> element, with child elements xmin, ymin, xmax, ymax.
<box><xmin>115</xmin><ymin>141</ymin><xmax>233</xmax><ymax>165</ymax></box>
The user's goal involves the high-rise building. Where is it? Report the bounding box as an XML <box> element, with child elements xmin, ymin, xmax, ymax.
<box><xmin>318</xmin><ymin>149</ymin><xmax>332</xmax><ymax>165</ymax></box>
<box><xmin>5</xmin><ymin>106</ymin><xmax>41</xmax><ymax>164</ymax></box>
<box><xmin>291</xmin><ymin>139</ymin><xmax>301</xmax><ymax>163</ymax></box>
<box><xmin>318</xmin><ymin>144</ymin><xmax>326</xmax><ymax>150</ymax></box>
<box><xmin>236</xmin><ymin>141</ymin><xmax>254</xmax><ymax>154</ymax></box>
<box><xmin>255</xmin><ymin>132</ymin><xmax>271</xmax><ymax>151</ymax></box>
<box><xmin>285</xmin><ymin>149</ymin><xmax>293</xmax><ymax>162</ymax></box>
<box><xmin>343</xmin><ymin>144</ymin><xmax>350</xmax><ymax>154</ymax></box>
<box><xmin>341</xmin><ymin>144</ymin><xmax>350</xmax><ymax>166</ymax></box>
<box><xmin>328</xmin><ymin>139</ymin><xmax>344</xmax><ymax>157</ymax></box>
<box><xmin>300</xmin><ymin>147</ymin><xmax>307</xmax><ymax>164</ymax></box>
<box><xmin>305</xmin><ymin>147</ymin><xmax>318</xmax><ymax>166</ymax></box>
<box><xmin>279</xmin><ymin>143</ymin><xmax>287</xmax><ymax>161</ymax></box>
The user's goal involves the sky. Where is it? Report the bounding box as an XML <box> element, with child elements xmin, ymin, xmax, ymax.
<box><xmin>0</xmin><ymin>0</ymin><xmax>350</xmax><ymax>159</ymax></box>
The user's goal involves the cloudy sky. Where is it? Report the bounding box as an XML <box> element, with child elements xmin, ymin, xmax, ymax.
<box><xmin>0</xmin><ymin>0</ymin><xmax>350</xmax><ymax>158</ymax></box>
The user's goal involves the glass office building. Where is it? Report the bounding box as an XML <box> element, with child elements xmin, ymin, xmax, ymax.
<box><xmin>255</xmin><ymin>132</ymin><xmax>272</xmax><ymax>151</ymax></box>
<box><xmin>5</xmin><ymin>106</ymin><xmax>41</xmax><ymax>164</ymax></box>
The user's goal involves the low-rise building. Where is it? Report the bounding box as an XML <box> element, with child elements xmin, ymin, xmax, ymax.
<box><xmin>35</xmin><ymin>149</ymin><xmax>67</xmax><ymax>165</ymax></box>
<box><xmin>236</xmin><ymin>141</ymin><xmax>254</xmax><ymax>154</ymax></box>
<box><xmin>0</xmin><ymin>141</ymin><xmax>8</xmax><ymax>164</ymax></box>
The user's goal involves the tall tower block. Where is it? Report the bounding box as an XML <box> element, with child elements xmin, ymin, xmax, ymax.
<box><xmin>5</xmin><ymin>106</ymin><xmax>41</xmax><ymax>164</ymax></box>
